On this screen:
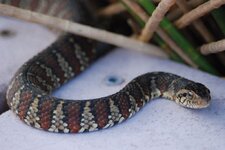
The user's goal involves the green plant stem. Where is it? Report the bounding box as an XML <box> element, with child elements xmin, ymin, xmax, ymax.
<box><xmin>137</xmin><ymin>0</ymin><xmax>219</xmax><ymax>75</ymax></box>
<box><xmin>121</xmin><ymin>0</ymin><xmax>184</xmax><ymax>63</ymax></box>
<box><xmin>153</xmin><ymin>34</ymin><xmax>184</xmax><ymax>62</ymax></box>
<box><xmin>211</xmin><ymin>8</ymin><xmax>225</xmax><ymax>36</ymax></box>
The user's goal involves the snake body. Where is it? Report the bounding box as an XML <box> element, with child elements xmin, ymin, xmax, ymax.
<box><xmin>6</xmin><ymin>33</ymin><xmax>211</xmax><ymax>133</ymax></box>
<box><xmin>3</xmin><ymin>0</ymin><xmax>211</xmax><ymax>133</ymax></box>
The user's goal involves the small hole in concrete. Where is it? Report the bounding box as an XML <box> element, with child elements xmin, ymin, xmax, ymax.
<box><xmin>109</xmin><ymin>77</ymin><xmax>117</xmax><ymax>83</ymax></box>
<box><xmin>0</xmin><ymin>29</ymin><xmax>15</xmax><ymax>37</ymax></box>
<box><xmin>105</xmin><ymin>75</ymin><xmax>125</xmax><ymax>86</ymax></box>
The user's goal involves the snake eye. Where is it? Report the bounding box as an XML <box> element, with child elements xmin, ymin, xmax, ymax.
<box><xmin>188</xmin><ymin>91</ymin><xmax>193</xmax><ymax>96</ymax></box>
<box><xmin>186</xmin><ymin>92</ymin><xmax>193</xmax><ymax>99</ymax></box>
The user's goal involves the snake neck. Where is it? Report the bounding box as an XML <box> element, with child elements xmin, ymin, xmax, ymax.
<box><xmin>157</xmin><ymin>74</ymin><xmax>196</xmax><ymax>102</ymax></box>
<box><xmin>136</xmin><ymin>72</ymin><xmax>184</xmax><ymax>101</ymax></box>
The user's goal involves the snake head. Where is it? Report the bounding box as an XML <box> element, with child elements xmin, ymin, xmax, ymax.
<box><xmin>174</xmin><ymin>82</ymin><xmax>211</xmax><ymax>109</ymax></box>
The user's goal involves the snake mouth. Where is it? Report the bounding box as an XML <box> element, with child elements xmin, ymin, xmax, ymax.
<box><xmin>190</xmin><ymin>99</ymin><xmax>210</xmax><ymax>109</ymax></box>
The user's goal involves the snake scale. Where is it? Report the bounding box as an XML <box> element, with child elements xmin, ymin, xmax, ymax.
<box><xmin>4</xmin><ymin>0</ymin><xmax>211</xmax><ymax>133</ymax></box>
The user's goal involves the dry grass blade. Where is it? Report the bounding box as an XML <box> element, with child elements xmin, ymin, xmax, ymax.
<box><xmin>157</xmin><ymin>28</ymin><xmax>198</xmax><ymax>68</ymax></box>
<box><xmin>175</xmin><ymin>0</ymin><xmax>225</xmax><ymax>28</ymax></box>
<box><xmin>121</xmin><ymin>0</ymin><xmax>149</xmax><ymax>21</ymax></box>
<box><xmin>0</xmin><ymin>3</ymin><xmax>167</xmax><ymax>58</ymax></box>
<box><xmin>200</xmin><ymin>39</ymin><xmax>225</xmax><ymax>55</ymax></box>
<box><xmin>98</xmin><ymin>2</ymin><xmax>125</xmax><ymax>16</ymax></box>
<box><xmin>175</xmin><ymin>0</ymin><xmax>214</xmax><ymax>42</ymax></box>
<box><xmin>122</xmin><ymin>0</ymin><xmax>196</xmax><ymax>67</ymax></box>
<box><xmin>167</xmin><ymin>0</ymin><xmax>205</xmax><ymax>21</ymax></box>
<box><xmin>138</xmin><ymin>0</ymin><xmax>176</xmax><ymax>42</ymax></box>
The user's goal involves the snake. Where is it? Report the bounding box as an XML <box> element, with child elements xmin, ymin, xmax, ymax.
<box><xmin>4</xmin><ymin>0</ymin><xmax>211</xmax><ymax>133</ymax></box>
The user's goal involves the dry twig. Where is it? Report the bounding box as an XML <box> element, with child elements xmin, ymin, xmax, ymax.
<box><xmin>175</xmin><ymin>0</ymin><xmax>225</xmax><ymax>28</ymax></box>
<box><xmin>121</xmin><ymin>0</ymin><xmax>196</xmax><ymax>67</ymax></box>
<box><xmin>0</xmin><ymin>3</ymin><xmax>167</xmax><ymax>58</ymax></box>
<box><xmin>167</xmin><ymin>0</ymin><xmax>205</xmax><ymax>20</ymax></box>
<box><xmin>200</xmin><ymin>39</ymin><xmax>225</xmax><ymax>55</ymax></box>
<box><xmin>98</xmin><ymin>2</ymin><xmax>125</xmax><ymax>16</ymax></box>
<box><xmin>156</xmin><ymin>28</ymin><xmax>198</xmax><ymax>68</ymax></box>
<box><xmin>138</xmin><ymin>0</ymin><xmax>176</xmax><ymax>42</ymax></box>
<box><xmin>175</xmin><ymin>0</ymin><xmax>214</xmax><ymax>42</ymax></box>
<box><xmin>122</xmin><ymin>0</ymin><xmax>149</xmax><ymax>20</ymax></box>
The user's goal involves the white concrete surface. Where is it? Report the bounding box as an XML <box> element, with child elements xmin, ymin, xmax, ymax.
<box><xmin>1</xmin><ymin>16</ymin><xmax>225</xmax><ymax>150</ymax></box>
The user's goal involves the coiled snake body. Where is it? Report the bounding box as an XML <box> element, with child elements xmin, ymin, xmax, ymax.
<box><xmin>6</xmin><ymin>33</ymin><xmax>211</xmax><ymax>133</ymax></box>
<box><xmin>4</xmin><ymin>1</ymin><xmax>211</xmax><ymax>133</ymax></box>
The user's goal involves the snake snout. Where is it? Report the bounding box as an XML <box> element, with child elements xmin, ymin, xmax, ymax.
<box><xmin>190</xmin><ymin>92</ymin><xmax>211</xmax><ymax>109</ymax></box>
<box><xmin>194</xmin><ymin>98</ymin><xmax>210</xmax><ymax>108</ymax></box>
